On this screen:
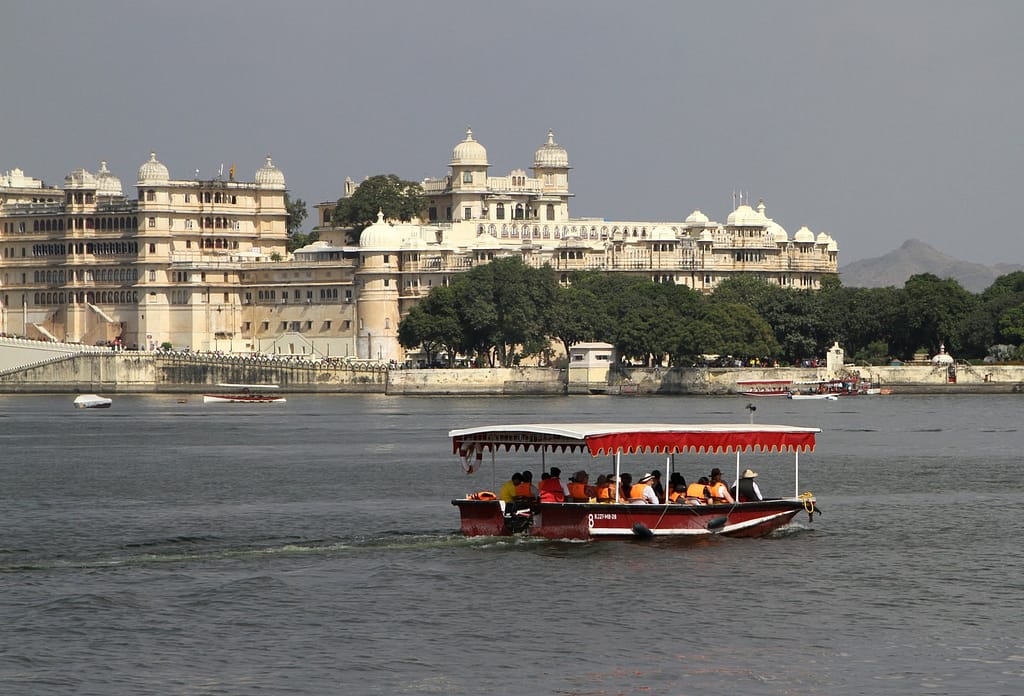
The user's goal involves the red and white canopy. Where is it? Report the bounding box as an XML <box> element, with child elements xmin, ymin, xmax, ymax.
<box><xmin>450</xmin><ymin>423</ymin><xmax>819</xmax><ymax>458</ymax></box>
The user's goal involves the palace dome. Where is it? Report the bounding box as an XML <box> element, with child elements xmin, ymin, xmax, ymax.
<box><xmin>255</xmin><ymin>155</ymin><xmax>286</xmax><ymax>188</ymax></box>
<box><xmin>766</xmin><ymin>221</ymin><xmax>788</xmax><ymax>243</ymax></box>
<box><xmin>451</xmin><ymin>128</ymin><xmax>488</xmax><ymax>166</ymax></box>
<box><xmin>533</xmin><ymin>130</ymin><xmax>569</xmax><ymax>169</ymax></box>
<box><xmin>794</xmin><ymin>226</ymin><xmax>815</xmax><ymax>243</ymax></box>
<box><xmin>685</xmin><ymin>210</ymin><xmax>710</xmax><ymax>224</ymax></box>
<box><xmin>727</xmin><ymin>204</ymin><xmax>765</xmax><ymax>226</ymax></box>
<box><xmin>137</xmin><ymin>152</ymin><xmax>169</xmax><ymax>184</ymax></box>
<box><xmin>359</xmin><ymin>210</ymin><xmax>404</xmax><ymax>250</ymax></box>
<box><xmin>64</xmin><ymin>168</ymin><xmax>97</xmax><ymax>189</ymax></box>
<box><xmin>94</xmin><ymin>161</ymin><xmax>123</xmax><ymax>197</ymax></box>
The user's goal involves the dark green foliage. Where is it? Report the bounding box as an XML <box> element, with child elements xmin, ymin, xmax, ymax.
<box><xmin>334</xmin><ymin>175</ymin><xmax>426</xmax><ymax>234</ymax></box>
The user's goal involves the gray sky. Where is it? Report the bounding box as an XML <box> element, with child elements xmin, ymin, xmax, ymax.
<box><xmin>2</xmin><ymin>1</ymin><xmax>1021</xmax><ymax>265</ymax></box>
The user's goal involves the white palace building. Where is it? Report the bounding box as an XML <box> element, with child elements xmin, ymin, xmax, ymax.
<box><xmin>1</xmin><ymin>129</ymin><xmax>838</xmax><ymax>362</ymax></box>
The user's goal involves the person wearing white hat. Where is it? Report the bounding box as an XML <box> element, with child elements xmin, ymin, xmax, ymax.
<box><xmin>731</xmin><ymin>468</ymin><xmax>764</xmax><ymax>502</ymax></box>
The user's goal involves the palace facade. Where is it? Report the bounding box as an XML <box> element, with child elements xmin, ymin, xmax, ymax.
<box><xmin>1</xmin><ymin>129</ymin><xmax>838</xmax><ymax>361</ymax></box>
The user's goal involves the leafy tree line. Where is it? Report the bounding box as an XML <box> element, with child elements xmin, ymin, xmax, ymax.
<box><xmin>398</xmin><ymin>256</ymin><xmax>1024</xmax><ymax>367</ymax></box>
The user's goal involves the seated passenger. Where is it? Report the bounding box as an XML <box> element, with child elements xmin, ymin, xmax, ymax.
<box><xmin>667</xmin><ymin>472</ymin><xmax>687</xmax><ymax>502</ymax></box>
<box><xmin>595</xmin><ymin>474</ymin><xmax>616</xmax><ymax>503</ymax></box>
<box><xmin>499</xmin><ymin>472</ymin><xmax>523</xmax><ymax>503</ymax></box>
<box><xmin>548</xmin><ymin>467</ymin><xmax>571</xmax><ymax>499</ymax></box>
<box><xmin>514</xmin><ymin>470</ymin><xmax>538</xmax><ymax>501</ymax></box>
<box><xmin>618</xmin><ymin>473</ymin><xmax>633</xmax><ymax>503</ymax></box>
<box><xmin>707</xmin><ymin>467</ymin><xmax>735</xmax><ymax>504</ymax></box>
<box><xmin>731</xmin><ymin>468</ymin><xmax>764</xmax><ymax>502</ymax></box>
<box><xmin>538</xmin><ymin>471</ymin><xmax>566</xmax><ymax>502</ymax></box>
<box><xmin>628</xmin><ymin>472</ymin><xmax>660</xmax><ymax>504</ymax></box>
<box><xmin>567</xmin><ymin>470</ymin><xmax>596</xmax><ymax>502</ymax></box>
<box><xmin>685</xmin><ymin>477</ymin><xmax>712</xmax><ymax>504</ymax></box>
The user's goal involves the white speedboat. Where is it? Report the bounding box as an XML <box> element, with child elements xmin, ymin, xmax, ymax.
<box><xmin>74</xmin><ymin>394</ymin><xmax>112</xmax><ymax>409</ymax></box>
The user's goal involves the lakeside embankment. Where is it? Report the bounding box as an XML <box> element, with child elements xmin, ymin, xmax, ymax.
<box><xmin>1</xmin><ymin>339</ymin><xmax>1022</xmax><ymax>395</ymax></box>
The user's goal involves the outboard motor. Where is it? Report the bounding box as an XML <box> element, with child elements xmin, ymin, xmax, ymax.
<box><xmin>503</xmin><ymin>503</ymin><xmax>533</xmax><ymax>534</ymax></box>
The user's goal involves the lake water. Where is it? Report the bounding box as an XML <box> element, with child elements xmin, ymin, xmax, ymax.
<box><xmin>1</xmin><ymin>393</ymin><xmax>1021</xmax><ymax>695</ymax></box>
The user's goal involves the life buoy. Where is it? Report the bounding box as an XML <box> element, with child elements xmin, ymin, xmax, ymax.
<box><xmin>467</xmin><ymin>490</ymin><xmax>497</xmax><ymax>501</ymax></box>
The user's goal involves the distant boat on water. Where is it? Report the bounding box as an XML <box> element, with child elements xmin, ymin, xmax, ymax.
<box><xmin>74</xmin><ymin>394</ymin><xmax>112</xmax><ymax>409</ymax></box>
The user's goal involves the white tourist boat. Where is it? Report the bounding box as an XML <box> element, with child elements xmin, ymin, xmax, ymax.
<box><xmin>202</xmin><ymin>384</ymin><xmax>286</xmax><ymax>404</ymax></box>
<box><xmin>73</xmin><ymin>394</ymin><xmax>112</xmax><ymax>409</ymax></box>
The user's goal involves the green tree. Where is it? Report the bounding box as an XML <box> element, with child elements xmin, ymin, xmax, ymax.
<box><xmin>398</xmin><ymin>285</ymin><xmax>464</xmax><ymax>366</ymax></box>
<box><xmin>284</xmin><ymin>194</ymin><xmax>317</xmax><ymax>252</ymax></box>
<box><xmin>333</xmin><ymin>174</ymin><xmax>426</xmax><ymax>234</ymax></box>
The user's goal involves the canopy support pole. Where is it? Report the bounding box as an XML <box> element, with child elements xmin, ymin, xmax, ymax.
<box><xmin>614</xmin><ymin>452</ymin><xmax>621</xmax><ymax>503</ymax></box>
<box><xmin>794</xmin><ymin>450</ymin><xmax>800</xmax><ymax>497</ymax></box>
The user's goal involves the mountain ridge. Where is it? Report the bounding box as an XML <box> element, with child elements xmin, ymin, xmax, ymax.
<box><xmin>839</xmin><ymin>239</ymin><xmax>1023</xmax><ymax>293</ymax></box>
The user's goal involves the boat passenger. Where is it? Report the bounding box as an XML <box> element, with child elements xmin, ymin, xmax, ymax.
<box><xmin>567</xmin><ymin>471</ymin><xmax>596</xmax><ymax>502</ymax></box>
<box><xmin>515</xmin><ymin>470</ymin><xmax>539</xmax><ymax>501</ymax></box>
<box><xmin>667</xmin><ymin>474</ymin><xmax>688</xmax><ymax>503</ymax></box>
<box><xmin>708</xmin><ymin>468</ymin><xmax>736</xmax><ymax>504</ymax></box>
<box><xmin>538</xmin><ymin>472</ymin><xmax>566</xmax><ymax>502</ymax></box>
<box><xmin>649</xmin><ymin>469</ymin><xmax>665</xmax><ymax>503</ymax></box>
<box><xmin>618</xmin><ymin>473</ymin><xmax>633</xmax><ymax>502</ymax></box>
<box><xmin>731</xmin><ymin>468</ymin><xmax>764</xmax><ymax>502</ymax></box>
<box><xmin>685</xmin><ymin>477</ymin><xmax>712</xmax><ymax>504</ymax></box>
<box><xmin>548</xmin><ymin>467</ymin><xmax>571</xmax><ymax>499</ymax></box>
<box><xmin>498</xmin><ymin>473</ymin><xmax>523</xmax><ymax>503</ymax></box>
<box><xmin>595</xmin><ymin>475</ymin><xmax>615</xmax><ymax>503</ymax></box>
<box><xmin>629</xmin><ymin>473</ymin><xmax>660</xmax><ymax>504</ymax></box>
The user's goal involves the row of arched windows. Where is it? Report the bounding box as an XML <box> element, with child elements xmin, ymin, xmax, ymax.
<box><xmin>28</xmin><ymin>216</ymin><xmax>139</xmax><ymax>232</ymax></box>
<box><xmin>32</xmin><ymin>241</ymin><xmax>140</xmax><ymax>257</ymax></box>
<box><xmin>33</xmin><ymin>267</ymin><xmax>140</xmax><ymax>284</ymax></box>
<box><xmin>33</xmin><ymin>290</ymin><xmax>139</xmax><ymax>305</ymax></box>
<box><xmin>479</xmin><ymin>223</ymin><xmax>668</xmax><ymax>241</ymax></box>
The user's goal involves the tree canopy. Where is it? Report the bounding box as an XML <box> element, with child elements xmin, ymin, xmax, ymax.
<box><xmin>333</xmin><ymin>174</ymin><xmax>426</xmax><ymax>233</ymax></box>
<box><xmin>398</xmin><ymin>262</ymin><xmax>1024</xmax><ymax>366</ymax></box>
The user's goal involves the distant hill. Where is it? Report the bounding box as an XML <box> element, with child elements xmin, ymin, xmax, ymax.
<box><xmin>839</xmin><ymin>239</ymin><xmax>1024</xmax><ymax>293</ymax></box>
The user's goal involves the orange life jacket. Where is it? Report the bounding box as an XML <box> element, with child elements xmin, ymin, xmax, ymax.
<box><xmin>685</xmin><ymin>482</ymin><xmax>710</xmax><ymax>502</ymax></box>
<box><xmin>538</xmin><ymin>477</ymin><xmax>565</xmax><ymax>502</ymax></box>
<box><xmin>708</xmin><ymin>481</ymin><xmax>730</xmax><ymax>503</ymax></box>
<box><xmin>568</xmin><ymin>481</ymin><xmax>588</xmax><ymax>501</ymax></box>
<box><xmin>514</xmin><ymin>481</ymin><xmax>534</xmax><ymax>498</ymax></box>
<box><xmin>629</xmin><ymin>483</ymin><xmax>649</xmax><ymax>502</ymax></box>
<box><xmin>668</xmin><ymin>489</ymin><xmax>684</xmax><ymax>502</ymax></box>
<box><xmin>596</xmin><ymin>482</ymin><xmax>615</xmax><ymax>502</ymax></box>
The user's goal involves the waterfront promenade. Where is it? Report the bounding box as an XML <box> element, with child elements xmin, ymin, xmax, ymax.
<box><xmin>1</xmin><ymin>337</ymin><xmax>1022</xmax><ymax>395</ymax></box>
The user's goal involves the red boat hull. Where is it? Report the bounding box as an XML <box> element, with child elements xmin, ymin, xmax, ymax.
<box><xmin>452</xmin><ymin>499</ymin><xmax>812</xmax><ymax>540</ymax></box>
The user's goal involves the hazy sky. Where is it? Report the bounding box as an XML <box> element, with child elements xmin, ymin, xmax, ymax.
<box><xmin>3</xmin><ymin>1</ymin><xmax>1021</xmax><ymax>265</ymax></box>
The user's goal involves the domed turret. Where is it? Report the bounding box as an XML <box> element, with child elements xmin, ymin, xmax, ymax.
<box><xmin>650</xmin><ymin>225</ymin><xmax>675</xmax><ymax>241</ymax></box>
<box><xmin>685</xmin><ymin>210</ymin><xmax>710</xmax><ymax>224</ymax></box>
<box><xmin>533</xmin><ymin>130</ymin><xmax>569</xmax><ymax>169</ymax></box>
<box><xmin>137</xmin><ymin>151</ymin><xmax>169</xmax><ymax>184</ymax></box>
<box><xmin>794</xmin><ymin>226</ymin><xmax>814</xmax><ymax>243</ymax></box>
<box><xmin>254</xmin><ymin>155</ymin><xmax>286</xmax><ymax>189</ymax></box>
<box><xmin>94</xmin><ymin>161</ymin><xmax>123</xmax><ymax>197</ymax></box>
<box><xmin>359</xmin><ymin>210</ymin><xmax>404</xmax><ymax>250</ymax></box>
<box><xmin>451</xmin><ymin>128</ymin><xmax>488</xmax><ymax>166</ymax></box>
<box><xmin>766</xmin><ymin>221</ymin><xmax>788</xmax><ymax>243</ymax></box>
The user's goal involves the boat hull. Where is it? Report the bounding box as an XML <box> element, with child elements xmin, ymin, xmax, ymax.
<box><xmin>451</xmin><ymin>499</ymin><xmax>812</xmax><ymax>540</ymax></box>
<box><xmin>202</xmin><ymin>394</ymin><xmax>286</xmax><ymax>404</ymax></box>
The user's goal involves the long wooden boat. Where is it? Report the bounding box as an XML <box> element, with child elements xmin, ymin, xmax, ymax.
<box><xmin>202</xmin><ymin>383</ymin><xmax>286</xmax><ymax>404</ymax></box>
<box><xmin>736</xmin><ymin>379</ymin><xmax>793</xmax><ymax>397</ymax></box>
<box><xmin>450</xmin><ymin>423</ymin><xmax>820</xmax><ymax>540</ymax></box>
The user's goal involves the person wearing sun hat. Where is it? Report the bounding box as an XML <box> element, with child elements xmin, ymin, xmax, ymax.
<box><xmin>628</xmin><ymin>472</ymin><xmax>660</xmax><ymax>504</ymax></box>
<box><xmin>731</xmin><ymin>468</ymin><xmax>764</xmax><ymax>502</ymax></box>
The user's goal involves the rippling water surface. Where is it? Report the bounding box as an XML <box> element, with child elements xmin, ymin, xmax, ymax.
<box><xmin>1</xmin><ymin>393</ymin><xmax>1021</xmax><ymax>695</ymax></box>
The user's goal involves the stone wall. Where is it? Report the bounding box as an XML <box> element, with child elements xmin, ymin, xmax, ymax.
<box><xmin>386</xmin><ymin>367</ymin><xmax>565</xmax><ymax>395</ymax></box>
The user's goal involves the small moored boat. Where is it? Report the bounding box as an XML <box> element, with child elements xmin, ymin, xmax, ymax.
<box><xmin>202</xmin><ymin>384</ymin><xmax>286</xmax><ymax>404</ymax></box>
<box><xmin>74</xmin><ymin>394</ymin><xmax>112</xmax><ymax>409</ymax></box>
<box><xmin>450</xmin><ymin>422</ymin><xmax>820</xmax><ymax>540</ymax></box>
